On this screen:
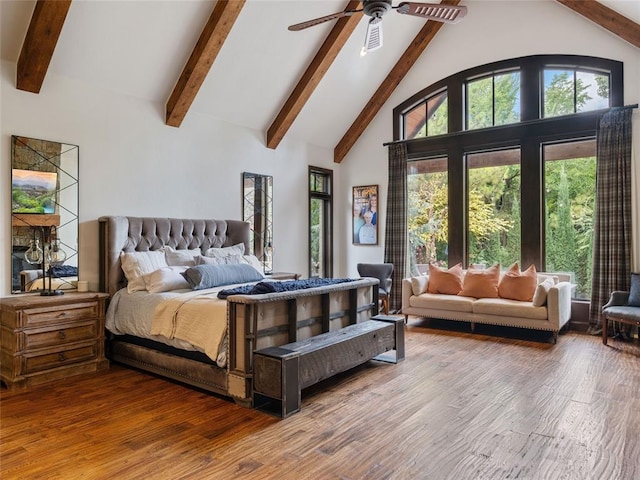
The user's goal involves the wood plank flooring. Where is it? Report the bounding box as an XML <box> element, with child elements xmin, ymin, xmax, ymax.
<box><xmin>2</xmin><ymin>319</ymin><xmax>639</xmax><ymax>480</ymax></box>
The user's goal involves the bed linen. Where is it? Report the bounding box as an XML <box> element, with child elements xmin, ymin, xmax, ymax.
<box><xmin>106</xmin><ymin>280</ymin><xmax>267</xmax><ymax>367</ymax></box>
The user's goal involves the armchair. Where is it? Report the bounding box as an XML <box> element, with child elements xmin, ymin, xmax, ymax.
<box><xmin>357</xmin><ymin>263</ymin><xmax>394</xmax><ymax>315</ymax></box>
<box><xmin>601</xmin><ymin>290</ymin><xmax>640</xmax><ymax>345</ymax></box>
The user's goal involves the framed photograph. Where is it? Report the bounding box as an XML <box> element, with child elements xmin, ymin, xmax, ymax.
<box><xmin>352</xmin><ymin>185</ymin><xmax>378</xmax><ymax>245</ymax></box>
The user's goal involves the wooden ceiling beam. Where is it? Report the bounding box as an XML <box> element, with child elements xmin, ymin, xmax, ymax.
<box><xmin>334</xmin><ymin>0</ymin><xmax>461</xmax><ymax>163</ymax></box>
<box><xmin>166</xmin><ymin>0</ymin><xmax>245</xmax><ymax>127</ymax></box>
<box><xmin>266</xmin><ymin>1</ymin><xmax>362</xmax><ymax>150</ymax></box>
<box><xmin>555</xmin><ymin>0</ymin><xmax>640</xmax><ymax>48</ymax></box>
<box><xmin>17</xmin><ymin>0</ymin><xmax>72</xmax><ymax>94</ymax></box>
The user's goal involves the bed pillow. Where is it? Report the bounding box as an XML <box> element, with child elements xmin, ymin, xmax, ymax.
<box><xmin>223</xmin><ymin>254</ymin><xmax>265</xmax><ymax>274</ymax></box>
<box><xmin>427</xmin><ymin>263</ymin><xmax>463</xmax><ymax>295</ymax></box>
<box><xmin>532</xmin><ymin>278</ymin><xmax>555</xmax><ymax>307</ymax></box>
<box><xmin>161</xmin><ymin>246</ymin><xmax>202</xmax><ymax>267</ymax></box>
<box><xmin>120</xmin><ymin>250</ymin><xmax>168</xmax><ymax>293</ymax></box>
<box><xmin>143</xmin><ymin>266</ymin><xmax>190</xmax><ymax>293</ymax></box>
<box><xmin>458</xmin><ymin>264</ymin><xmax>500</xmax><ymax>298</ymax></box>
<box><xmin>203</xmin><ymin>243</ymin><xmax>245</xmax><ymax>258</ymax></box>
<box><xmin>498</xmin><ymin>263</ymin><xmax>537</xmax><ymax>301</ymax></box>
<box><xmin>182</xmin><ymin>263</ymin><xmax>264</xmax><ymax>290</ymax></box>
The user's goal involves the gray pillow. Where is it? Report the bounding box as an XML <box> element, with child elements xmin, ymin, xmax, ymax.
<box><xmin>182</xmin><ymin>264</ymin><xmax>263</xmax><ymax>290</ymax></box>
<box><xmin>628</xmin><ymin>272</ymin><xmax>640</xmax><ymax>307</ymax></box>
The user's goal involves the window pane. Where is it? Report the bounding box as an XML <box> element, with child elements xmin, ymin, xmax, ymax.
<box><xmin>426</xmin><ymin>91</ymin><xmax>448</xmax><ymax>136</ymax></box>
<box><xmin>544</xmin><ymin>69</ymin><xmax>575</xmax><ymax>117</ymax></box>
<box><xmin>404</xmin><ymin>103</ymin><xmax>426</xmax><ymax>139</ymax></box>
<box><xmin>544</xmin><ymin>140</ymin><xmax>596</xmax><ymax>299</ymax></box>
<box><xmin>310</xmin><ymin>197</ymin><xmax>325</xmax><ymax>278</ymax></box>
<box><xmin>467</xmin><ymin>76</ymin><xmax>493</xmax><ymax>129</ymax></box>
<box><xmin>407</xmin><ymin>158</ymin><xmax>448</xmax><ymax>274</ymax></box>
<box><xmin>577</xmin><ymin>71</ymin><xmax>609</xmax><ymax>112</ymax></box>
<box><xmin>467</xmin><ymin>149</ymin><xmax>521</xmax><ymax>268</ymax></box>
<box><xmin>494</xmin><ymin>72</ymin><xmax>520</xmax><ymax>126</ymax></box>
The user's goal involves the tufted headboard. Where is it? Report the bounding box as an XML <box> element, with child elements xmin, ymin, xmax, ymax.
<box><xmin>98</xmin><ymin>216</ymin><xmax>251</xmax><ymax>297</ymax></box>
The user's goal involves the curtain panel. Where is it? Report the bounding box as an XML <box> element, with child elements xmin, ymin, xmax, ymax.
<box><xmin>589</xmin><ymin>108</ymin><xmax>633</xmax><ymax>330</ymax></box>
<box><xmin>385</xmin><ymin>143</ymin><xmax>407</xmax><ymax>313</ymax></box>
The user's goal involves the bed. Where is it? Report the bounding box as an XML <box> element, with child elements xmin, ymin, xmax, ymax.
<box><xmin>99</xmin><ymin>216</ymin><xmax>379</xmax><ymax>406</ymax></box>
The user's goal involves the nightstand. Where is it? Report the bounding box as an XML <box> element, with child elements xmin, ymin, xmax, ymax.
<box><xmin>0</xmin><ymin>292</ymin><xmax>109</xmax><ymax>390</ymax></box>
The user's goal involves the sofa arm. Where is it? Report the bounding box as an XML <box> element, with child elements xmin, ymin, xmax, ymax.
<box><xmin>402</xmin><ymin>278</ymin><xmax>413</xmax><ymax>312</ymax></box>
<box><xmin>547</xmin><ymin>281</ymin><xmax>573</xmax><ymax>329</ymax></box>
<box><xmin>602</xmin><ymin>291</ymin><xmax>630</xmax><ymax>309</ymax></box>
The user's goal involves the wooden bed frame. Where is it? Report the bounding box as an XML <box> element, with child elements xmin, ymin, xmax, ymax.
<box><xmin>98</xmin><ymin>216</ymin><xmax>379</xmax><ymax>406</ymax></box>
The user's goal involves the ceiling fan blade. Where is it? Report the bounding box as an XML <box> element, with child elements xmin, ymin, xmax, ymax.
<box><xmin>288</xmin><ymin>10</ymin><xmax>358</xmax><ymax>31</ymax></box>
<box><xmin>396</xmin><ymin>2</ymin><xmax>467</xmax><ymax>23</ymax></box>
<box><xmin>363</xmin><ymin>18</ymin><xmax>383</xmax><ymax>53</ymax></box>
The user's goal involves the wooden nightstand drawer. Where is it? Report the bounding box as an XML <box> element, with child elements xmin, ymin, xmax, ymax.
<box><xmin>22</xmin><ymin>302</ymin><xmax>99</xmax><ymax>328</ymax></box>
<box><xmin>23</xmin><ymin>342</ymin><xmax>98</xmax><ymax>374</ymax></box>
<box><xmin>23</xmin><ymin>321</ymin><xmax>98</xmax><ymax>351</ymax></box>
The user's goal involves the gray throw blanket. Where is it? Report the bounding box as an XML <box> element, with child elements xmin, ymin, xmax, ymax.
<box><xmin>217</xmin><ymin>278</ymin><xmax>354</xmax><ymax>299</ymax></box>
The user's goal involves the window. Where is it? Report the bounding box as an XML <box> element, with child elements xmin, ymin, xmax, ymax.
<box><xmin>543</xmin><ymin>69</ymin><xmax>609</xmax><ymax>118</ymax></box>
<box><xmin>396</xmin><ymin>55</ymin><xmax>622</xmax><ymax>300</ymax></box>
<box><xmin>466</xmin><ymin>71</ymin><xmax>520</xmax><ymax>129</ymax></box>
<box><xmin>309</xmin><ymin>167</ymin><xmax>333</xmax><ymax>278</ymax></box>
<box><xmin>403</xmin><ymin>90</ymin><xmax>448</xmax><ymax>139</ymax></box>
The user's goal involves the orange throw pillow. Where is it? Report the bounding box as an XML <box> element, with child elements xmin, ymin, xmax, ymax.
<box><xmin>498</xmin><ymin>262</ymin><xmax>537</xmax><ymax>301</ymax></box>
<box><xmin>458</xmin><ymin>264</ymin><xmax>500</xmax><ymax>298</ymax></box>
<box><xmin>427</xmin><ymin>263</ymin><xmax>464</xmax><ymax>295</ymax></box>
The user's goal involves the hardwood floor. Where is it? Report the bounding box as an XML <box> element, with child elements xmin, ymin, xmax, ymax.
<box><xmin>2</xmin><ymin>319</ymin><xmax>639</xmax><ymax>480</ymax></box>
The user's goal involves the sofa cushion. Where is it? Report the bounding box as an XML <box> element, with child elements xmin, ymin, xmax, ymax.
<box><xmin>410</xmin><ymin>293</ymin><xmax>474</xmax><ymax>313</ymax></box>
<box><xmin>473</xmin><ymin>298</ymin><xmax>548</xmax><ymax>320</ymax></box>
<box><xmin>498</xmin><ymin>263</ymin><xmax>537</xmax><ymax>302</ymax></box>
<box><xmin>458</xmin><ymin>264</ymin><xmax>500</xmax><ymax>298</ymax></box>
<box><xmin>427</xmin><ymin>263</ymin><xmax>464</xmax><ymax>295</ymax></box>
<box><xmin>532</xmin><ymin>278</ymin><xmax>554</xmax><ymax>307</ymax></box>
<box><xmin>411</xmin><ymin>276</ymin><xmax>429</xmax><ymax>296</ymax></box>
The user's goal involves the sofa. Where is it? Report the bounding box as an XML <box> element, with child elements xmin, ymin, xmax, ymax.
<box><xmin>402</xmin><ymin>267</ymin><xmax>573</xmax><ymax>342</ymax></box>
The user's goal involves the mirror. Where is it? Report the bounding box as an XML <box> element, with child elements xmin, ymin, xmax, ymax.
<box><xmin>242</xmin><ymin>172</ymin><xmax>273</xmax><ymax>274</ymax></box>
<box><xmin>11</xmin><ymin>136</ymin><xmax>79</xmax><ymax>294</ymax></box>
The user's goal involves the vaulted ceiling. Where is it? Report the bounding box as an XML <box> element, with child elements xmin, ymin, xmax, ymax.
<box><xmin>2</xmin><ymin>0</ymin><xmax>639</xmax><ymax>163</ymax></box>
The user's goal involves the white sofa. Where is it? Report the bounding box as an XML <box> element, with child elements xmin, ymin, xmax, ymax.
<box><xmin>402</xmin><ymin>272</ymin><xmax>573</xmax><ymax>342</ymax></box>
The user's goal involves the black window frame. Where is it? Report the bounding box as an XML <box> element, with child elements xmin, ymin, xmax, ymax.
<box><xmin>394</xmin><ymin>55</ymin><xmax>623</xmax><ymax>270</ymax></box>
<box><xmin>308</xmin><ymin>166</ymin><xmax>333</xmax><ymax>278</ymax></box>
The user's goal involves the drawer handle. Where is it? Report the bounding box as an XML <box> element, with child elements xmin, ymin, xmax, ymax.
<box><xmin>57</xmin><ymin>352</ymin><xmax>67</xmax><ymax>362</ymax></box>
<box><xmin>57</xmin><ymin>312</ymin><xmax>67</xmax><ymax>318</ymax></box>
<box><xmin>58</xmin><ymin>331</ymin><xmax>67</xmax><ymax>340</ymax></box>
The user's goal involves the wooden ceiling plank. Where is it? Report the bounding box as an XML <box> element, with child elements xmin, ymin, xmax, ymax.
<box><xmin>266</xmin><ymin>2</ymin><xmax>362</xmax><ymax>150</ymax></box>
<box><xmin>17</xmin><ymin>0</ymin><xmax>72</xmax><ymax>94</ymax></box>
<box><xmin>334</xmin><ymin>0</ymin><xmax>461</xmax><ymax>163</ymax></box>
<box><xmin>555</xmin><ymin>0</ymin><xmax>640</xmax><ymax>48</ymax></box>
<box><xmin>166</xmin><ymin>0</ymin><xmax>246</xmax><ymax>127</ymax></box>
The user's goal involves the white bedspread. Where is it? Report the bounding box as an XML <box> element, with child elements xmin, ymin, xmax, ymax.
<box><xmin>105</xmin><ymin>283</ymin><xmax>257</xmax><ymax>367</ymax></box>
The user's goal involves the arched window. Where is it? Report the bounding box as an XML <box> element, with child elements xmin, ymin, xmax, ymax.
<box><xmin>394</xmin><ymin>55</ymin><xmax>623</xmax><ymax>299</ymax></box>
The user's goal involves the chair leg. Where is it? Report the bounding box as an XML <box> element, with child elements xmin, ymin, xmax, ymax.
<box><xmin>381</xmin><ymin>297</ymin><xmax>389</xmax><ymax>315</ymax></box>
<box><xmin>602</xmin><ymin>317</ymin><xmax>608</xmax><ymax>345</ymax></box>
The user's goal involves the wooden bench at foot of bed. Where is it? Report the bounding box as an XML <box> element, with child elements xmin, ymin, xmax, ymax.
<box><xmin>252</xmin><ymin>315</ymin><xmax>405</xmax><ymax>417</ymax></box>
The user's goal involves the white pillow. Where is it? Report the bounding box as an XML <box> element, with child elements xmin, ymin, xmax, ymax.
<box><xmin>195</xmin><ymin>255</ymin><xmax>225</xmax><ymax>265</ymax></box>
<box><xmin>142</xmin><ymin>266</ymin><xmax>189</xmax><ymax>293</ymax></box>
<box><xmin>532</xmin><ymin>278</ymin><xmax>554</xmax><ymax>307</ymax></box>
<box><xmin>224</xmin><ymin>254</ymin><xmax>265</xmax><ymax>275</ymax></box>
<box><xmin>203</xmin><ymin>243</ymin><xmax>245</xmax><ymax>258</ymax></box>
<box><xmin>120</xmin><ymin>250</ymin><xmax>168</xmax><ymax>293</ymax></box>
<box><xmin>162</xmin><ymin>246</ymin><xmax>201</xmax><ymax>267</ymax></box>
<box><xmin>411</xmin><ymin>276</ymin><xmax>429</xmax><ymax>296</ymax></box>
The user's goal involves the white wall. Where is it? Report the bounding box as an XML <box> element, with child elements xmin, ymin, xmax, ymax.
<box><xmin>339</xmin><ymin>0</ymin><xmax>640</xmax><ymax>277</ymax></box>
<box><xmin>1</xmin><ymin>60</ymin><xmax>335</xmax><ymax>296</ymax></box>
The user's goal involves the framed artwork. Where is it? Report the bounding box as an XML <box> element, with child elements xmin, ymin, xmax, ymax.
<box><xmin>352</xmin><ymin>185</ymin><xmax>378</xmax><ymax>245</ymax></box>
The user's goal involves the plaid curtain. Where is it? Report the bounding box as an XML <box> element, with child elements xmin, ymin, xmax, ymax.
<box><xmin>589</xmin><ymin>108</ymin><xmax>633</xmax><ymax>329</ymax></box>
<box><xmin>384</xmin><ymin>143</ymin><xmax>407</xmax><ymax>313</ymax></box>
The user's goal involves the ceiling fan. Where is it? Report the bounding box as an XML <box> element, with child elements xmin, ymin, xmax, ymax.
<box><xmin>289</xmin><ymin>1</ymin><xmax>467</xmax><ymax>55</ymax></box>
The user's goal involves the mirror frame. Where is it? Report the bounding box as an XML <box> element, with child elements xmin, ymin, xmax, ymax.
<box><xmin>242</xmin><ymin>172</ymin><xmax>273</xmax><ymax>274</ymax></box>
<box><xmin>11</xmin><ymin>135</ymin><xmax>79</xmax><ymax>294</ymax></box>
